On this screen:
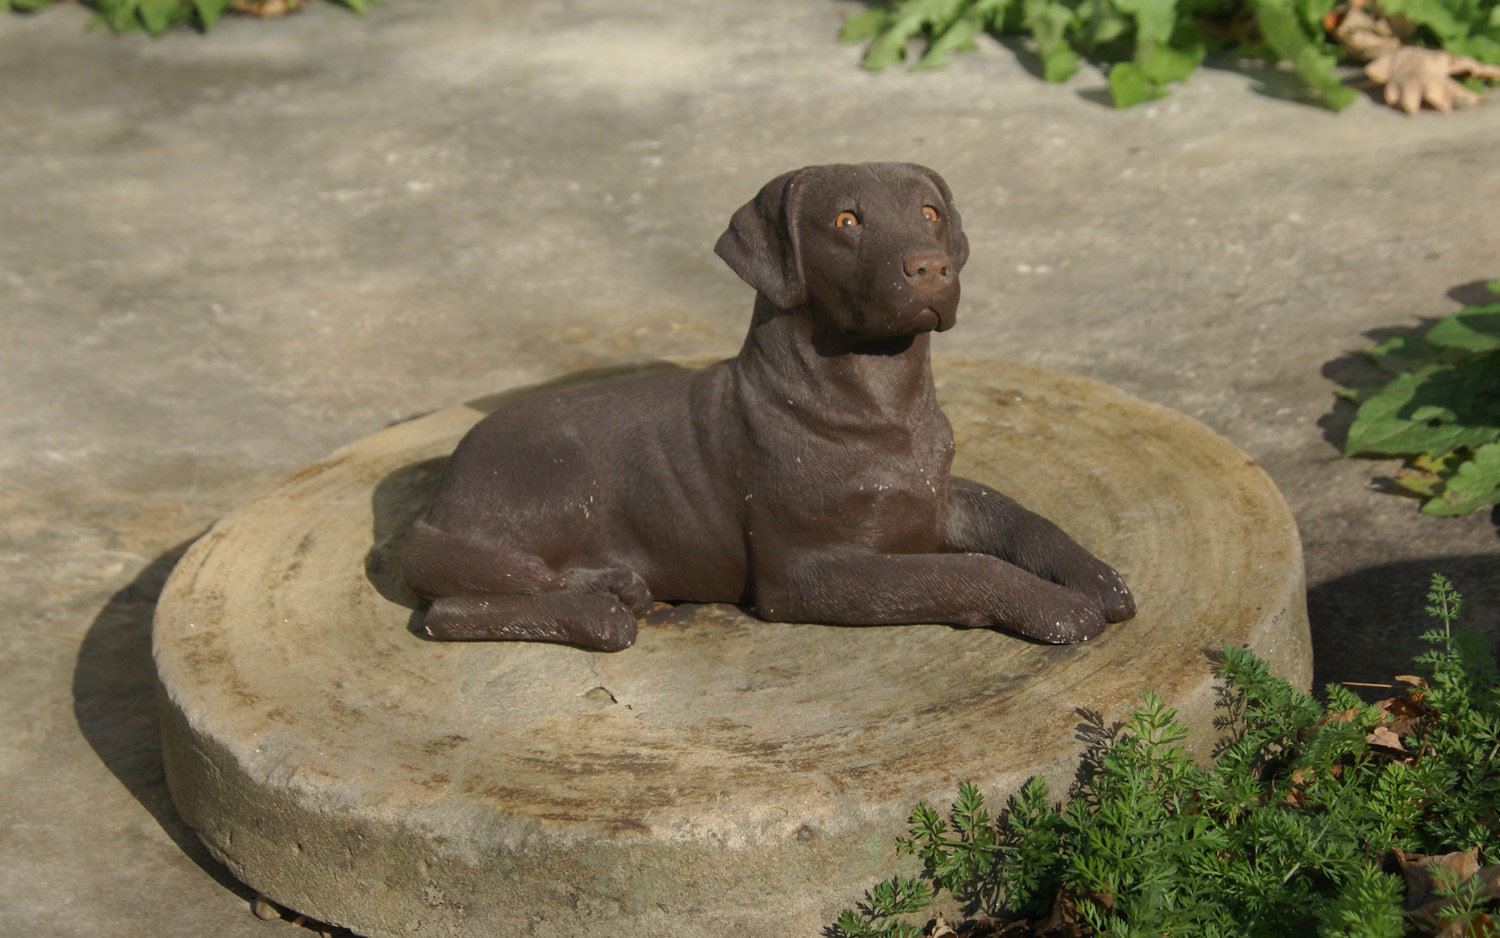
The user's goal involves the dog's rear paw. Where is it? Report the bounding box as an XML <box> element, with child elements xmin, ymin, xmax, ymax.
<box><xmin>563</xmin><ymin>566</ymin><xmax>654</xmax><ymax>616</ymax></box>
<box><xmin>578</xmin><ymin>607</ymin><xmax>639</xmax><ymax>652</ymax></box>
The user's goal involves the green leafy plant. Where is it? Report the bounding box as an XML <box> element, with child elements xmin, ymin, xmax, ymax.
<box><xmin>840</xmin><ymin>0</ymin><xmax>1500</xmax><ymax>108</ymax></box>
<box><xmin>1343</xmin><ymin>280</ymin><xmax>1500</xmax><ymax>517</ymax></box>
<box><xmin>834</xmin><ymin>573</ymin><xmax>1499</xmax><ymax>937</ymax></box>
<box><xmin>1</xmin><ymin>0</ymin><xmax>370</xmax><ymax>35</ymax></box>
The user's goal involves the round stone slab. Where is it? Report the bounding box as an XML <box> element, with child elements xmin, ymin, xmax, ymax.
<box><xmin>154</xmin><ymin>359</ymin><xmax>1309</xmax><ymax>938</ymax></box>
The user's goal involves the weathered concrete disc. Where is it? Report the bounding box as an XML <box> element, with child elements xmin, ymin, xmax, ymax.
<box><xmin>154</xmin><ymin>359</ymin><xmax>1309</xmax><ymax>937</ymax></box>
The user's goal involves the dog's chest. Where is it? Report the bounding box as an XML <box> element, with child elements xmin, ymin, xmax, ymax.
<box><xmin>838</xmin><ymin>421</ymin><xmax>952</xmax><ymax>525</ymax></box>
<box><xmin>749</xmin><ymin>408</ymin><xmax>955</xmax><ymax>549</ymax></box>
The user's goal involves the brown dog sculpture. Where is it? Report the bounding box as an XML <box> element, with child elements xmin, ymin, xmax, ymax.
<box><xmin>403</xmin><ymin>162</ymin><xmax>1135</xmax><ymax>651</ymax></box>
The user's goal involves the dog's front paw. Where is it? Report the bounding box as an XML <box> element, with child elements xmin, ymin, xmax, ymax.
<box><xmin>1049</xmin><ymin>555</ymin><xmax>1135</xmax><ymax>624</ymax></box>
<box><xmin>1016</xmin><ymin>588</ymin><xmax>1109</xmax><ymax>644</ymax></box>
<box><xmin>1085</xmin><ymin>566</ymin><xmax>1135</xmax><ymax>624</ymax></box>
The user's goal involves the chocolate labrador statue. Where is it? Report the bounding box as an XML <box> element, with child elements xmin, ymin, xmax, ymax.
<box><xmin>403</xmin><ymin>162</ymin><xmax>1135</xmax><ymax>651</ymax></box>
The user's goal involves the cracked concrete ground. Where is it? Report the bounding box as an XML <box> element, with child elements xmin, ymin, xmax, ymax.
<box><xmin>1</xmin><ymin>0</ymin><xmax>1496</xmax><ymax>933</ymax></box>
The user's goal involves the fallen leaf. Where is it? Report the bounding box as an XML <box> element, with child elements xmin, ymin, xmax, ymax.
<box><xmin>1377</xmin><ymin>693</ymin><xmax>1432</xmax><ymax>737</ymax></box>
<box><xmin>1367</xmin><ymin>723</ymin><xmax>1408</xmax><ymax>751</ymax></box>
<box><xmin>1394</xmin><ymin>845</ymin><xmax>1480</xmax><ymax>907</ymax></box>
<box><xmin>1365</xmin><ymin>47</ymin><xmax>1500</xmax><ymax>114</ymax></box>
<box><xmin>229</xmin><ymin>0</ymin><xmax>305</xmax><ymax>17</ymax></box>
<box><xmin>1326</xmin><ymin>4</ymin><xmax>1498</xmax><ymax>113</ymax></box>
<box><xmin>1393</xmin><ymin>847</ymin><xmax>1500</xmax><ymax>934</ymax></box>
<box><xmin>1321</xmin><ymin>706</ymin><xmax>1362</xmax><ymax>725</ymax></box>
<box><xmin>1040</xmin><ymin>887</ymin><xmax>1097</xmax><ymax>937</ymax></box>
<box><xmin>1328</xmin><ymin>4</ymin><xmax>1405</xmax><ymax>58</ymax></box>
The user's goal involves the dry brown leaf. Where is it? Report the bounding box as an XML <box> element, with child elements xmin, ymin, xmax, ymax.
<box><xmin>1433</xmin><ymin>913</ymin><xmax>1497</xmax><ymax>938</ymax></box>
<box><xmin>229</xmin><ymin>0</ymin><xmax>305</xmax><ymax>17</ymax></box>
<box><xmin>1040</xmin><ymin>887</ymin><xmax>1096</xmax><ymax>937</ymax></box>
<box><xmin>1378</xmin><ymin>693</ymin><xmax>1432</xmax><ymax>737</ymax></box>
<box><xmin>1392</xmin><ymin>847</ymin><xmax>1500</xmax><ymax>935</ymax></box>
<box><xmin>1321</xmin><ymin>706</ymin><xmax>1362</xmax><ymax>725</ymax></box>
<box><xmin>1394</xmin><ymin>845</ymin><xmax>1481</xmax><ymax>906</ymax></box>
<box><xmin>1366</xmin><ymin>723</ymin><xmax>1408</xmax><ymax>751</ymax></box>
<box><xmin>1365</xmin><ymin>47</ymin><xmax>1500</xmax><ymax>113</ymax></box>
<box><xmin>1326</xmin><ymin>4</ymin><xmax>1498</xmax><ymax>113</ymax></box>
<box><xmin>1329</xmin><ymin>5</ymin><xmax>1405</xmax><ymax>59</ymax></box>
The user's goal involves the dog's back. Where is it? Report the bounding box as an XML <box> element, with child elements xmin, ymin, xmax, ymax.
<box><xmin>407</xmin><ymin>363</ymin><xmax>751</xmax><ymax>607</ymax></box>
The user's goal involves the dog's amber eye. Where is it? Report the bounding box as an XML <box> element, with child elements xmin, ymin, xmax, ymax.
<box><xmin>921</xmin><ymin>205</ymin><xmax>940</xmax><ymax>222</ymax></box>
<box><xmin>834</xmin><ymin>211</ymin><xmax>860</xmax><ymax>229</ymax></box>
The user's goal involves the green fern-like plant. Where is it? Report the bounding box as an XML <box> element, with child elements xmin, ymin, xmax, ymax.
<box><xmin>833</xmin><ymin>573</ymin><xmax>1498</xmax><ymax>937</ymax></box>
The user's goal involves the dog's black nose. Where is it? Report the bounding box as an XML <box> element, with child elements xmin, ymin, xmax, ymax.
<box><xmin>903</xmin><ymin>252</ymin><xmax>953</xmax><ymax>295</ymax></box>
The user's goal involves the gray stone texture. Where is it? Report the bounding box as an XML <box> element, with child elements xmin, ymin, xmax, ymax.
<box><xmin>1</xmin><ymin>0</ymin><xmax>1497</xmax><ymax>934</ymax></box>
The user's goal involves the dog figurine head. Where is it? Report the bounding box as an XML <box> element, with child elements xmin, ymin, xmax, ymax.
<box><xmin>714</xmin><ymin>162</ymin><xmax>970</xmax><ymax>341</ymax></box>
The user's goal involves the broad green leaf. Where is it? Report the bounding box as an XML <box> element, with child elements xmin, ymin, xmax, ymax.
<box><xmin>1249</xmin><ymin>0</ymin><xmax>1359</xmax><ymax>109</ymax></box>
<box><xmin>1376</xmin><ymin>0</ymin><xmax>1465</xmax><ymax>43</ymax></box>
<box><xmin>859</xmin><ymin>0</ymin><xmax>950</xmax><ymax>69</ymax></box>
<box><xmin>1139</xmin><ymin>39</ymin><xmax>1205</xmax><ymax>81</ymax></box>
<box><xmin>1293</xmin><ymin>0</ymin><xmax>1343</xmax><ymax>36</ymax></box>
<box><xmin>1109</xmin><ymin>42</ymin><xmax>1203</xmax><ymax>105</ymax></box>
<box><xmin>1446</xmin><ymin>32</ymin><xmax>1500</xmax><ymax>64</ymax></box>
<box><xmin>863</xmin><ymin>25</ymin><xmax>917</xmax><ymax>70</ymax></box>
<box><xmin>192</xmin><ymin>0</ymin><xmax>228</xmax><ymax>29</ymax></box>
<box><xmin>1116</xmin><ymin>0</ymin><xmax>1179</xmax><ymax>49</ymax></box>
<box><xmin>1366</xmin><ymin>332</ymin><xmax>1439</xmax><ymax>374</ymax></box>
<box><xmin>341</xmin><ymin>0</ymin><xmax>367</xmax><ymax>13</ymax></box>
<box><xmin>1389</xmin><ymin>450</ymin><xmax>1466</xmax><ymax>499</ymax></box>
<box><xmin>1083</xmin><ymin>10</ymin><xmax>1133</xmax><ymax>51</ymax></box>
<box><xmin>1423</xmin><ymin>442</ymin><xmax>1500</xmax><ymax>515</ymax></box>
<box><xmin>1024</xmin><ymin>0</ymin><xmax>1083</xmax><ymax>81</ymax></box>
<box><xmin>1346</xmin><ymin>365</ymin><xmax>1500</xmax><ymax>457</ymax></box>
<box><xmin>917</xmin><ymin>10</ymin><xmax>985</xmax><ymax>68</ymax></box>
<box><xmin>975</xmin><ymin>0</ymin><xmax>1021</xmax><ymax>30</ymax></box>
<box><xmin>1424</xmin><ymin>305</ymin><xmax>1500</xmax><ymax>353</ymax></box>
<box><xmin>841</xmin><ymin>8</ymin><xmax>894</xmax><ymax>43</ymax></box>
<box><xmin>137</xmin><ymin>0</ymin><xmax>183</xmax><ymax>34</ymax></box>
<box><xmin>1110</xmin><ymin>62</ymin><xmax>1171</xmax><ymax>105</ymax></box>
<box><xmin>95</xmin><ymin>0</ymin><xmax>143</xmax><ymax>31</ymax></box>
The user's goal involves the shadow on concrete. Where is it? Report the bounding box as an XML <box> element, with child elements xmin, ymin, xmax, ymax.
<box><xmin>71</xmin><ymin>539</ymin><xmax>255</xmax><ymax>904</ymax></box>
<box><xmin>1307</xmin><ymin>557</ymin><xmax>1500</xmax><ymax>694</ymax></box>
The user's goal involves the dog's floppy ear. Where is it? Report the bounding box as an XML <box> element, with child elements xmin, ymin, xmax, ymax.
<box><xmin>913</xmin><ymin>164</ymin><xmax>970</xmax><ymax>271</ymax></box>
<box><xmin>714</xmin><ymin>168</ymin><xmax>807</xmax><ymax>310</ymax></box>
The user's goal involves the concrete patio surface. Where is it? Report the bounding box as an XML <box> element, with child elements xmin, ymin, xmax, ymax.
<box><xmin>1</xmin><ymin>0</ymin><xmax>1496</xmax><ymax>934</ymax></box>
